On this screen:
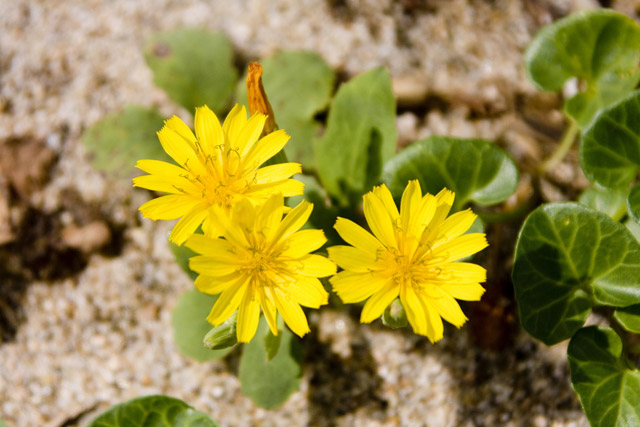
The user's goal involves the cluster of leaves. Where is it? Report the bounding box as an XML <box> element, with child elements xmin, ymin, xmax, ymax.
<box><xmin>514</xmin><ymin>9</ymin><xmax>640</xmax><ymax>426</ymax></box>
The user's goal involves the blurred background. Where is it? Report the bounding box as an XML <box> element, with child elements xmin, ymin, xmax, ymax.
<box><xmin>1</xmin><ymin>1</ymin><xmax>637</xmax><ymax>425</ymax></box>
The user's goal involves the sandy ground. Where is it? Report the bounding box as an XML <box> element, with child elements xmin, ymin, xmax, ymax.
<box><xmin>2</xmin><ymin>0</ymin><xmax>632</xmax><ymax>425</ymax></box>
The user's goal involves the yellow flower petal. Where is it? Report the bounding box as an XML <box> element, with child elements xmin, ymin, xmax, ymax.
<box><xmin>194</xmin><ymin>105</ymin><xmax>224</xmax><ymax>155</ymax></box>
<box><xmin>373</xmin><ymin>184</ymin><xmax>399</xmax><ymax>220</ymax></box>
<box><xmin>139</xmin><ymin>195</ymin><xmax>200</xmax><ymax>220</ymax></box>
<box><xmin>169</xmin><ymin>203</ymin><xmax>210</xmax><ymax>245</ymax></box>
<box><xmin>135</xmin><ymin>159</ymin><xmax>190</xmax><ymax>177</ymax></box>
<box><xmin>254</xmin><ymin>163</ymin><xmax>302</xmax><ymax>184</ymax></box>
<box><xmin>207</xmin><ymin>276</ymin><xmax>250</xmax><ymax>326</ymax></box>
<box><xmin>273</xmin><ymin>287</ymin><xmax>310</xmax><ymax>337</ymax></box>
<box><xmin>426</xmin><ymin>285</ymin><xmax>468</xmax><ymax>328</ymax></box>
<box><xmin>185</xmin><ymin>234</ymin><xmax>236</xmax><ymax>257</ymax></box>
<box><xmin>363</xmin><ymin>192</ymin><xmax>397</xmax><ymax>250</ymax></box>
<box><xmin>194</xmin><ymin>274</ymin><xmax>235</xmax><ymax>295</ymax></box>
<box><xmin>439</xmin><ymin>282</ymin><xmax>486</xmax><ymax>301</ymax></box>
<box><xmin>408</xmin><ymin>193</ymin><xmax>437</xmax><ymax>239</ymax></box>
<box><xmin>437</xmin><ymin>209</ymin><xmax>477</xmax><ymax>241</ymax></box>
<box><xmin>222</xmin><ymin>104</ymin><xmax>247</xmax><ymax>145</ymax></box>
<box><xmin>285</xmin><ymin>276</ymin><xmax>328</xmax><ymax>308</ymax></box>
<box><xmin>430</xmin><ymin>233</ymin><xmax>488</xmax><ymax>263</ymax></box>
<box><xmin>237</xmin><ymin>287</ymin><xmax>261</xmax><ymax>343</ymax></box>
<box><xmin>243</xmin><ymin>129</ymin><xmax>290</xmax><ymax>169</ymax></box>
<box><xmin>327</xmin><ymin>246</ymin><xmax>379</xmax><ymax>272</ymax></box>
<box><xmin>133</xmin><ymin>174</ymin><xmax>199</xmax><ymax>194</ymax></box>
<box><xmin>401</xmin><ymin>285</ymin><xmax>428</xmax><ymax>335</ymax></box>
<box><xmin>333</xmin><ymin>217</ymin><xmax>383</xmax><ymax>254</ymax></box>
<box><xmin>165</xmin><ymin>115</ymin><xmax>197</xmax><ymax>148</ymax></box>
<box><xmin>360</xmin><ymin>283</ymin><xmax>399</xmax><ymax>323</ymax></box>
<box><xmin>330</xmin><ymin>271</ymin><xmax>387</xmax><ymax>303</ymax></box>
<box><xmin>421</xmin><ymin>298</ymin><xmax>444</xmax><ymax>343</ymax></box>
<box><xmin>400</xmin><ymin>180</ymin><xmax>422</xmax><ymax>231</ymax></box>
<box><xmin>440</xmin><ymin>262</ymin><xmax>487</xmax><ymax>283</ymax></box>
<box><xmin>157</xmin><ymin>125</ymin><xmax>197</xmax><ymax>169</ymax></box>
<box><xmin>299</xmin><ymin>254</ymin><xmax>336</xmax><ymax>277</ymax></box>
<box><xmin>257</xmin><ymin>193</ymin><xmax>285</xmax><ymax>241</ymax></box>
<box><xmin>189</xmin><ymin>255</ymin><xmax>241</xmax><ymax>277</ymax></box>
<box><xmin>259</xmin><ymin>287</ymin><xmax>279</xmax><ymax>336</ymax></box>
<box><xmin>237</xmin><ymin>112</ymin><xmax>266</xmax><ymax>155</ymax></box>
<box><xmin>243</xmin><ymin>179</ymin><xmax>305</xmax><ymax>198</ymax></box>
<box><xmin>273</xmin><ymin>200</ymin><xmax>313</xmax><ymax>244</ymax></box>
<box><xmin>281</xmin><ymin>229</ymin><xmax>327</xmax><ymax>257</ymax></box>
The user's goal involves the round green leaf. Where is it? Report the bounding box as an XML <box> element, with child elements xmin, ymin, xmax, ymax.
<box><xmin>525</xmin><ymin>9</ymin><xmax>640</xmax><ymax>128</ymax></box>
<box><xmin>170</xmin><ymin>241</ymin><xmax>198</xmax><ymax>280</ymax></box>
<box><xmin>627</xmin><ymin>182</ymin><xmax>640</xmax><ymax>223</ymax></box>
<box><xmin>314</xmin><ymin>67</ymin><xmax>397</xmax><ymax>207</ymax></box>
<box><xmin>89</xmin><ymin>395</ymin><xmax>218</xmax><ymax>427</ymax></box>
<box><xmin>614</xmin><ymin>304</ymin><xmax>640</xmax><ymax>334</ymax></box>
<box><xmin>382</xmin><ymin>137</ymin><xmax>518</xmax><ymax>211</ymax></box>
<box><xmin>236</xmin><ymin>51</ymin><xmax>335</xmax><ymax>169</ymax></box>
<box><xmin>513</xmin><ymin>203</ymin><xmax>640</xmax><ymax>345</ymax></box>
<box><xmin>83</xmin><ymin>106</ymin><xmax>169</xmax><ymax>178</ymax></box>
<box><xmin>144</xmin><ymin>29</ymin><xmax>238</xmax><ymax>114</ymax></box>
<box><xmin>238</xmin><ymin>317</ymin><xmax>302</xmax><ymax>409</ymax></box>
<box><xmin>578</xmin><ymin>185</ymin><xmax>628</xmax><ymax>220</ymax></box>
<box><xmin>568</xmin><ymin>327</ymin><xmax>640</xmax><ymax>427</ymax></box>
<box><xmin>171</xmin><ymin>289</ymin><xmax>231</xmax><ymax>362</ymax></box>
<box><xmin>580</xmin><ymin>92</ymin><xmax>640</xmax><ymax>188</ymax></box>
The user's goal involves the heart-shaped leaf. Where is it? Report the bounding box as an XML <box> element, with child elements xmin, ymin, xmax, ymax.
<box><xmin>89</xmin><ymin>395</ymin><xmax>218</xmax><ymax>427</ymax></box>
<box><xmin>578</xmin><ymin>185</ymin><xmax>628</xmax><ymax>220</ymax></box>
<box><xmin>513</xmin><ymin>203</ymin><xmax>640</xmax><ymax>345</ymax></box>
<box><xmin>568</xmin><ymin>327</ymin><xmax>640</xmax><ymax>427</ymax></box>
<box><xmin>83</xmin><ymin>106</ymin><xmax>169</xmax><ymax>178</ymax></box>
<box><xmin>580</xmin><ymin>92</ymin><xmax>640</xmax><ymax>188</ymax></box>
<box><xmin>314</xmin><ymin>67</ymin><xmax>397</xmax><ymax>207</ymax></box>
<box><xmin>144</xmin><ymin>29</ymin><xmax>237</xmax><ymax>114</ymax></box>
<box><xmin>382</xmin><ymin>137</ymin><xmax>518</xmax><ymax>211</ymax></box>
<box><xmin>614</xmin><ymin>304</ymin><xmax>640</xmax><ymax>334</ymax></box>
<box><xmin>171</xmin><ymin>289</ymin><xmax>231</xmax><ymax>362</ymax></box>
<box><xmin>627</xmin><ymin>182</ymin><xmax>640</xmax><ymax>223</ymax></box>
<box><xmin>238</xmin><ymin>317</ymin><xmax>302</xmax><ymax>409</ymax></box>
<box><xmin>525</xmin><ymin>9</ymin><xmax>640</xmax><ymax>128</ymax></box>
<box><xmin>236</xmin><ymin>51</ymin><xmax>335</xmax><ymax>169</ymax></box>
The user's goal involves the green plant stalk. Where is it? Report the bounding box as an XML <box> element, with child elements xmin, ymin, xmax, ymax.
<box><xmin>539</xmin><ymin>120</ymin><xmax>579</xmax><ymax>174</ymax></box>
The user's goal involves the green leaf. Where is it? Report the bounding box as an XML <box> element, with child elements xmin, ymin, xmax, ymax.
<box><xmin>626</xmin><ymin>218</ymin><xmax>640</xmax><ymax>242</ymax></box>
<box><xmin>170</xmin><ymin>241</ymin><xmax>198</xmax><ymax>280</ymax></box>
<box><xmin>525</xmin><ymin>9</ymin><xmax>640</xmax><ymax>128</ymax></box>
<box><xmin>614</xmin><ymin>304</ymin><xmax>640</xmax><ymax>334</ymax></box>
<box><xmin>568</xmin><ymin>326</ymin><xmax>640</xmax><ymax>427</ymax></box>
<box><xmin>144</xmin><ymin>29</ymin><xmax>238</xmax><ymax>114</ymax></box>
<box><xmin>314</xmin><ymin>67</ymin><xmax>397</xmax><ymax>207</ymax></box>
<box><xmin>0</xmin><ymin>419</ymin><xmax>6</xmax><ymax>427</ymax></box>
<box><xmin>89</xmin><ymin>395</ymin><xmax>218</xmax><ymax>427</ymax></box>
<box><xmin>627</xmin><ymin>182</ymin><xmax>640</xmax><ymax>223</ymax></box>
<box><xmin>264</xmin><ymin>327</ymin><xmax>282</xmax><ymax>361</ymax></box>
<box><xmin>382</xmin><ymin>136</ymin><xmax>518</xmax><ymax>211</ymax></box>
<box><xmin>580</xmin><ymin>92</ymin><xmax>640</xmax><ymax>188</ymax></box>
<box><xmin>171</xmin><ymin>290</ymin><xmax>231</xmax><ymax>362</ymax></box>
<box><xmin>512</xmin><ymin>203</ymin><xmax>640</xmax><ymax>345</ymax></box>
<box><xmin>236</xmin><ymin>51</ymin><xmax>335</xmax><ymax>169</ymax></box>
<box><xmin>238</xmin><ymin>317</ymin><xmax>302</xmax><ymax>409</ymax></box>
<box><xmin>578</xmin><ymin>185</ymin><xmax>628</xmax><ymax>220</ymax></box>
<box><xmin>83</xmin><ymin>106</ymin><xmax>168</xmax><ymax>178</ymax></box>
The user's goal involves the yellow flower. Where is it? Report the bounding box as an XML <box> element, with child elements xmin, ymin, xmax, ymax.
<box><xmin>185</xmin><ymin>193</ymin><xmax>336</xmax><ymax>343</ymax></box>
<box><xmin>328</xmin><ymin>181</ymin><xmax>488</xmax><ymax>343</ymax></box>
<box><xmin>133</xmin><ymin>105</ymin><xmax>304</xmax><ymax>245</ymax></box>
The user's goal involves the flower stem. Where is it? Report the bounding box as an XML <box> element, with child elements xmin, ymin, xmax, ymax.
<box><xmin>539</xmin><ymin>121</ymin><xmax>579</xmax><ymax>174</ymax></box>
